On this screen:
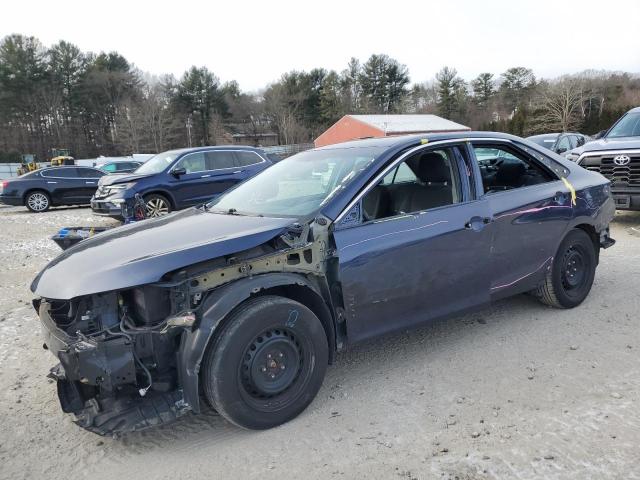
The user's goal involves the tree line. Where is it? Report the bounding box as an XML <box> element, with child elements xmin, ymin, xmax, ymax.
<box><xmin>0</xmin><ymin>33</ymin><xmax>638</xmax><ymax>162</ymax></box>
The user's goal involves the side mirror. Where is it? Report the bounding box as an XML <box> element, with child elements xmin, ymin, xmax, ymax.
<box><xmin>556</xmin><ymin>146</ymin><xmax>567</xmax><ymax>154</ymax></box>
<box><xmin>171</xmin><ymin>167</ymin><xmax>186</xmax><ymax>177</ymax></box>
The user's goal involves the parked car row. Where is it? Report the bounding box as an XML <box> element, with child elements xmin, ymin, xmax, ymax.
<box><xmin>2</xmin><ymin>109</ymin><xmax>639</xmax><ymax>217</ymax></box>
<box><xmin>0</xmin><ymin>147</ymin><xmax>272</xmax><ymax>215</ymax></box>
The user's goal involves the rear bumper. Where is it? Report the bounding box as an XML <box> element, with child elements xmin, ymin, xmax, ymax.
<box><xmin>0</xmin><ymin>194</ymin><xmax>22</xmax><ymax>206</ymax></box>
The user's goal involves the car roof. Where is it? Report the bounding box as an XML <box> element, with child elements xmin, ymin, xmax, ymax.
<box><xmin>97</xmin><ymin>160</ymin><xmax>141</xmax><ymax>164</ymax></box>
<box><xmin>628</xmin><ymin>106</ymin><xmax>640</xmax><ymax>114</ymax></box>
<box><xmin>527</xmin><ymin>133</ymin><xmax>560</xmax><ymax>140</ymax></box>
<box><xmin>170</xmin><ymin>145</ymin><xmax>264</xmax><ymax>156</ymax></box>
<box><xmin>313</xmin><ymin>131</ymin><xmax>526</xmax><ymax>150</ymax></box>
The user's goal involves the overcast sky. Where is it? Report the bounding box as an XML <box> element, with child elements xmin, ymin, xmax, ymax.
<box><xmin>3</xmin><ymin>0</ymin><xmax>639</xmax><ymax>91</ymax></box>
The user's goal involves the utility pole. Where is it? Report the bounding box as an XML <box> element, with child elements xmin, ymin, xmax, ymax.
<box><xmin>186</xmin><ymin>114</ymin><xmax>192</xmax><ymax>147</ymax></box>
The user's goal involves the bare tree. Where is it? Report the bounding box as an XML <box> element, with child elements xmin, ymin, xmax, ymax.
<box><xmin>534</xmin><ymin>78</ymin><xmax>589</xmax><ymax>132</ymax></box>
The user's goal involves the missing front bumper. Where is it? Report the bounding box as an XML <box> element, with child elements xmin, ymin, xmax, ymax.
<box><xmin>50</xmin><ymin>364</ymin><xmax>191</xmax><ymax>436</ymax></box>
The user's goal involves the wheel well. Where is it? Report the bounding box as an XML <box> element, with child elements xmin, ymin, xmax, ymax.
<box><xmin>574</xmin><ymin>224</ymin><xmax>599</xmax><ymax>262</ymax></box>
<box><xmin>143</xmin><ymin>191</ymin><xmax>175</xmax><ymax>209</ymax></box>
<box><xmin>254</xmin><ymin>285</ymin><xmax>337</xmax><ymax>363</ymax></box>
<box><xmin>22</xmin><ymin>188</ymin><xmax>50</xmax><ymax>205</ymax></box>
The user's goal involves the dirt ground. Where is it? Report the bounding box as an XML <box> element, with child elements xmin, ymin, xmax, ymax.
<box><xmin>0</xmin><ymin>204</ymin><xmax>639</xmax><ymax>480</ymax></box>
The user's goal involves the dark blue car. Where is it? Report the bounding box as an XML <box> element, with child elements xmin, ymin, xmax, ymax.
<box><xmin>90</xmin><ymin>146</ymin><xmax>271</xmax><ymax>218</ymax></box>
<box><xmin>32</xmin><ymin>132</ymin><xmax>615</xmax><ymax>435</ymax></box>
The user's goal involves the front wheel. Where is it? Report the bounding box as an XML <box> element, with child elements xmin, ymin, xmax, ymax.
<box><xmin>535</xmin><ymin>229</ymin><xmax>597</xmax><ymax>308</ymax></box>
<box><xmin>202</xmin><ymin>296</ymin><xmax>329</xmax><ymax>430</ymax></box>
<box><xmin>143</xmin><ymin>193</ymin><xmax>171</xmax><ymax>217</ymax></box>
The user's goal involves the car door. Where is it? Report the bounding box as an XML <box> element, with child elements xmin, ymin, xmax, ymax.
<box><xmin>76</xmin><ymin>167</ymin><xmax>104</xmax><ymax>201</ymax></box>
<box><xmin>200</xmin><ymin>150</ymin><xmax>250</xmax><ymax>201</ymax></box>
<box><xmin>555</xmin><ymin>134</ymin><xmax>571</xmax><ymax>154</ymax></box>
<box><xmin>42</xmin><ymin>167</ymin><xmax>86</xmax><ymax>203</ymax></box>
<box><xmin>169</xmin><ymin>151</ymin><xmax>216</xmax><ymax>207</ymax></box>
<box><xmin>332</xmin><ymin>143</ymin><xmax>493</xmax><ymax>343</ymax></box>
<box><xmin>470</xmin><ymin>140</ymin><xmax>572</xmax><ymax>300</ymax></box>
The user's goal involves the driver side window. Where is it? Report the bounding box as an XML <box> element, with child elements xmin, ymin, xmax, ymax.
<box><xmin>473</xmin><ymin>144</ymin><xmax>555</xmax><ymax>194</ymax></box>
<box><xmin>177</xmin><ymin>152</ymin><xmax>206</xmax><ymax>174</ymax></box>
<box><xmin>360</xmin><ymin>147</ymin><xmax>461</xmax><ymax>222</ymax></box>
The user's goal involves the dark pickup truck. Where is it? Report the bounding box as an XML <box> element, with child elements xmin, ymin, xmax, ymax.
<box><xmin>566</xmin><ymin>107</ymin><xmax>640</xmax><ymax>210</ymax></box>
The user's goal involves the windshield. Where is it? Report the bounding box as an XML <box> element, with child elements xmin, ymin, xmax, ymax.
<box><xmin>134</xmin><ymin>150</ymin><xmax>181</xmax><ymax>175</ymax></box>
<box><xmin>607</xmin><ymin>112</ymin><xmax>640</xmax><ymax>138</ymax></box>
<box><xmin>209</xmin><ymin>147</ymin><xmax>383</xmax><ymax>217</ymax></box>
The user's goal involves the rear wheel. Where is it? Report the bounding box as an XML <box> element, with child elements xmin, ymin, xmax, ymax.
<box><xmin>202</xmin><ymin>296</ymin><xmax>328</xmax><ymax>430</ymax></box>
<box><xmin>536</xmin><ymin>229</ymin><xmax>597</xmax><ymax>308</ymax></box>
<box><xmin>25</xmin><ymin>190</ymin><xmax>50</xmax><ymax>212</ymax></box>
<box><xmin>144</xmin><ymin>193</ymin><xmax>171</xmax><ymax>217</ymax></box>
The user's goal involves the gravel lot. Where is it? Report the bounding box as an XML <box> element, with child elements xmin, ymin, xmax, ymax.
<box><xmin>0</xmin><ymin>204</ymin><xmax>639</xmax><ymax>480</ymax></box>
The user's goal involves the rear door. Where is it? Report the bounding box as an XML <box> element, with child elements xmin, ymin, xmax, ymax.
<box><xmin>332</xmin><ymin>143</ymin><xmax>493</xmax><ymax>343</ymax></box>
<box><xmin>76</xmin><ymin>167</ymin><xmax>104</xmax><ymax>201</ymax></box>
<box><xmin>470</xmin><ymin>140</ymin><xmax>571</xmax><ymax>299</ymax></box>
<box><xmin>41</xmin><ymin>167</ymin><xmax>86</xmax><ymax>203</ymax></box>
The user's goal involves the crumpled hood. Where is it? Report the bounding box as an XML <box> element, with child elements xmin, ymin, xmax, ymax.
<box><xmin>99</xmin><ymin>172</ymin><xmax>155</xmax><ymax>186</ymax></box>
<box><xmin>570</xmin><ymin>136</ymin><xmax>640</xmax><ymax>157</ymax></box>
<box><xmin>31</xmin><ymin>208</ymin><xmax>294</xmax><ymax>300</ymax></box>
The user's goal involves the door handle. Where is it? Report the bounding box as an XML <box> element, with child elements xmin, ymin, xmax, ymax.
<box><xmin>465</xmin><ymin>216</ymin><xmax>492</xmax><ymax>231</ymax></box>
<box><xmin>233</xmin><ymin>170</ymin><xmax>243</xmax><ymax>174</ymax></box>
<box><xmin>201</xmin><ymin>174</ymin><xmax>211</xmax><ymax>178</ymax></box>
<box><xmin>47</xmin><ymin>181</ymin><xmax>57</xmax><ymax>184</ymax></box>
<box><xmin>85</xmin><ymin>181</ymin><xmax>95</xmax><ymax>184</ymax></box>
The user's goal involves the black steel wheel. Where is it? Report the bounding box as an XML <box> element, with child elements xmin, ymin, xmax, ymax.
<box><xmin>536</xmin><ymin>229</ymin><xmax>597</xmax><ymax>308</ymax></box>
<box><xmin>202</xmin><ymin>296</ymin><xmax>328</xmax><ymax>429</ymax></box>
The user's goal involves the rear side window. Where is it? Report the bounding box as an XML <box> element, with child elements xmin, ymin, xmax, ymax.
<box><xmin>78</xmin><ymin>167</ymin><xmax>103</xmax><ymax>178</ymax></box>
<box><xmin>41</xmin><ymin>167</ymin><xmax>77</xmax><ymax>178</ymax></box>
<box><xmin>473</xmin><ymin>144</ymin><xmax>556</xmax><ymax>194</ymax></box>
<box><xmin>102</xmin><ymin>163</ymin><xmax>117</xmax><ymax>172</ymax></box>
<box><xmin>178</xmin><ymin>152</ymin><xmax>207</xmax><ymax>173</ymax></box>
<box><xmin>235</xmin><ymin>151</ymin><xmax>263</xmax><ymax>167</ymax></box>
<box><xmin>206</xmin><ymin>151</ymin><xmax>236</xmax><ymax>170</ymax></box>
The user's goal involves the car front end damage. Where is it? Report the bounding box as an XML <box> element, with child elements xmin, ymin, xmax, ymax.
<box><xmin>37</xmin><ymin>286</ymin><xmax>195</xmax><ymax>435</ymax></box>
<box><xmin>33</xmin><ymin>215</ymin><xmax>336</xmax><ymax>436</ymax></box>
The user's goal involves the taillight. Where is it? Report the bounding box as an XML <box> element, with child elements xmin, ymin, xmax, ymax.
<box><xmin>1</xmin><ymin>181</ymin><xmax>8</xmax><ymax>190</ymax></box>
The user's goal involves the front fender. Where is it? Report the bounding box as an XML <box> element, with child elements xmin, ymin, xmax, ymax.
<box><xmin>178</xmin><ymin>273</ymin><xmax>328</xmax><ymax>413</ymax></box>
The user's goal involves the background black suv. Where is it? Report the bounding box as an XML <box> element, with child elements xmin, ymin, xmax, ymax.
<box><xmin>0</xmin><ymin>166</ymin><xmax>105</xmax><ymax>212</ymax></box>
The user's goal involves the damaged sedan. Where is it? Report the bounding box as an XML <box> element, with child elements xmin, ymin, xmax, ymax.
<box><xmin>31</xmin><ymin>132</ymin><xmax>616</xmax><ymax>435</ymax></box>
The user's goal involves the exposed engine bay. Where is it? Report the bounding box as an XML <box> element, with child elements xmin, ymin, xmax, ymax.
<box><xmin>35</xmin><ymin>220</ymin><xmax>336</xmax><ymax>435</ymax></box>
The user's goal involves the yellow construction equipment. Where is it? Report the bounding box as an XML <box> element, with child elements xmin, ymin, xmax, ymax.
<box><xmin>16</xmin><ymin>154</ymin><xmax>38</xmax><ymax>176</ymax></box>
<box><xmin>50</xmin><ymin>148</ymin><xmax>74</xmax><ymax>167</ymax></box>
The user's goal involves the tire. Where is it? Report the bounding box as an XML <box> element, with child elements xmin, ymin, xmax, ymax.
<box><xmin>25</xmin><ymin>190</ymin><xmax>51</xmax><ymax>213</ymax></box>
<box><xmin>202</xmin><ymin>296</ymin><xmax>329</xmax><ymax>430</ymax></box>
<box><xmin>536</xmin><ymin>229</ymin><xmax>597</xmax><ymax>308</ymax></box>
<box><xmin>144</xmin><ymin>193</ymin><xmax>171</xmax><ymax>217</ymax></box>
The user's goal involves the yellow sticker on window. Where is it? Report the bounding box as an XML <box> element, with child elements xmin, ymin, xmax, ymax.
<box><xmin>420</xmin><ymin>139</ymin><xmax>429</xmax><ymax>144</ymax></box>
